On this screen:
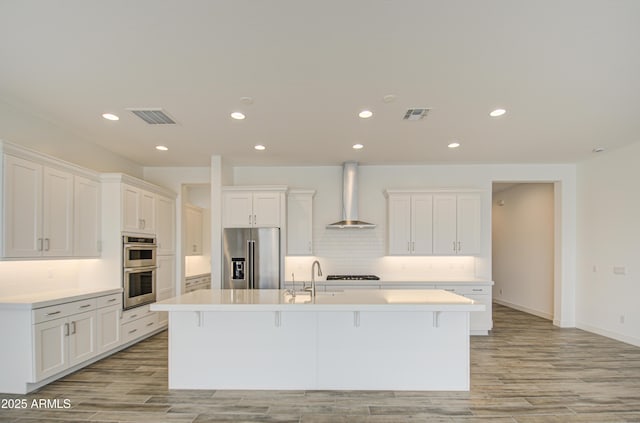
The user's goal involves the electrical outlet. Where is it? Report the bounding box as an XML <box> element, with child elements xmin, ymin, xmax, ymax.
<box><xmin>499</xmin><ymin>288</ymin><xmax>503</xmax><ymax>295</ymax></box>
<box><xmin>592</xmin><ymin>265</ymin><xmax>598</xmax><ymax>273</ymax></box>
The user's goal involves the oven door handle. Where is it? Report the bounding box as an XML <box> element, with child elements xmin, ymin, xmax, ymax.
<box><xmin>124</xmin><ymin>265</ymin><xmax>157</xmax><ymax>272</ymax></box>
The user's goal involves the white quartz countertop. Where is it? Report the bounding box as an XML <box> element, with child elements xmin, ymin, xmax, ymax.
<box><xmin>294</xmin><ymin>279</ymin><xmax>494</xmax><ymax>285</ymax></box>
<box><xmin>0</xmin><ymin>287</ymin><xmax>122</xmax><ymax>310</ymax></box>
<box><xmin>151</xmin><ymin>289</ymin><xmax>485</xmax><ymax>312</ymax></box>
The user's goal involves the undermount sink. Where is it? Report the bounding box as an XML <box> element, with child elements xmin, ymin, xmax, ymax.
<box><xmin>282</xmin><ymin>291</ymin><xmax>339</xmax><ymax>304</ymax></box>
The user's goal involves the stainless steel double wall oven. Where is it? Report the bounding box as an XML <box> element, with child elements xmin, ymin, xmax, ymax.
<box><xmin>122</xmin><ymin>235</ymin><xmax>157</xmax><ymax>309</ymax></box>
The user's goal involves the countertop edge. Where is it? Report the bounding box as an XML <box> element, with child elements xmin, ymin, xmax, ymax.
<box><xmin>0</xmin><ymin>287</ymin><xmax>123</xmax><ymax>310</ymax></box>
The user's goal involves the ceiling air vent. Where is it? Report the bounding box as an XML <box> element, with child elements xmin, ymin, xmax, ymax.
<box><xmin>127</xmin><ymin>108</ymin><xmax>176</xmax><ymax>125</ymax></box>
<box><xmin>403</xmin><ymin>108</ymin><xmax>430</xmax><ymax>121</ymax></box>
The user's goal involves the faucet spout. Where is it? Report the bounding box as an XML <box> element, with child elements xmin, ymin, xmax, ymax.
<box><xmin>309</xmin><ymin>260</ymin><xmax>322</xmax><ymax>298</ymax></box>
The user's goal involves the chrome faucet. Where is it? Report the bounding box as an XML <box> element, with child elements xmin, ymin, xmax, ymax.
<box><xmin>306</xmin><ymin>260</ymin><xmax>322</xmax><ymax>298</ymax></box>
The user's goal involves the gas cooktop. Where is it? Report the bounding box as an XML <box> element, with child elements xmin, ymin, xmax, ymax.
<box><xmin>325</xmin><ymin>275</ymin><xmax>380</xmax><ymax>281</ymax></box>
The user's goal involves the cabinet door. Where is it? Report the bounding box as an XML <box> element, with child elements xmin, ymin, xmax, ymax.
<box><xmin>68</xmin><ymin>310</ymin><xmax>97</xmax><ymax>367</ymax></box>
<box><xmin>223</xmin><ymin>192</ymin><xmax>253</xmax><ymax>227</ymax></box>
<box><xmin>139</xmin><ymin>190</ymin><xmax>156</xmax><ymax>234</ymax></box>
<box><xmin>433</xmin><ymin>195</ymin><xmax>457</xmax><ymax>254</ymax></box>
<box><xmin>3</xmin><ymin>155</ymin><xmax>42</xmax><ymax>257</ymax></box>
<box><xmin>74</xmin><ymin>176</ymin><xmax>101</xmax><ymax>257</ymax></box>
<box><xmin>184</xmin><ymin>204</ymin><xmax>203</xmax><ymax>255</ymax></box>
<box><xmin>42</xmin><ymin>167</ymin><xmax>74</xmax><ymax>256</ymax></box>
<box><xmin>34</xmin><ymin>318</ymin><xmax>68</xmax><ymax>381</ymax></box>
<box><xmin>253</xmin><ymin>192</ymin><xmax>281</xmax><ymax>227</ymax></box>
<box><xmin>122</xmin><ymin>184</ymin><xmax>141</xmax><ymax>232</ymax></box>
<box><xmin>287</xmin><ymin>194</ymin><xmax>313</xmax><ymax>255</ymax></box>
<box><xmin>97</xmin><ymin>305</ymin><xmax>121</xmax><ymax>353</ymax></box>
<box><xmin>456</xmin><ymin>194</ymin><xmax>481</xmax><ymax>255</ymax></box>
<box><xmin>387</xmin><ymin>195</ymin><xmax>412</xmax><ymax>255</ymax></box>
<box><xmin>156</xmin><ymin>195</ymin><xmax>175</xmax><ymax>255</ymax></box>
<box><xmin>411</xmin><ymin>195</ymin><xmax>433</xmax><ymax>255</ymax></box>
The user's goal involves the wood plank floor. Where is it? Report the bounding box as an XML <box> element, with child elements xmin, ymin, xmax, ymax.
<box><xmin>2</xmin><ymin>304</ymin><xmax>640</xmax><ymax>422</ymax></box>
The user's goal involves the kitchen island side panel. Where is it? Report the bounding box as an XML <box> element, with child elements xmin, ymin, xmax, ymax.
<box><xmin>166</xmin><ymin>309</ymin><xmax>470</xmax><ymax>390</ymax></box>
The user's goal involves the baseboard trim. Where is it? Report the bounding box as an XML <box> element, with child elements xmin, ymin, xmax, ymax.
<box><xmin>576</xmin><ymin>322</ymin><xmax>640</xmax><ymax>348</ymax></box>
<box><xmin>494</xmin><ymin>299</ymin><xmax>553</xmax><ymax>321</ymax></box>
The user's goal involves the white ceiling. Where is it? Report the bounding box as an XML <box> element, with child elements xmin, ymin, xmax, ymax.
<box><xmin>1</xmin><ymin>1</ymin><xmax>639</xmax><ymax>167</ymax></box>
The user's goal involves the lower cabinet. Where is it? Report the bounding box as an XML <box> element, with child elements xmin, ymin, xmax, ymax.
<box><xmin>121</xmin><ymin>304</ymin><xmax>162</xmax><ymax>344</ymax></box>
<box><xmin>97</xmin><ymin>304</ymin><xmax>121</xmax><ymax>353</ymax></box>
<box><xmin>33</xmin><ymin>306</ymin><xmax>98</xmax><ymax>381</ymax></box>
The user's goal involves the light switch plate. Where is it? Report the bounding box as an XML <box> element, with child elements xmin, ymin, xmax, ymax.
<box><xmin>613</xmin><ymin>266</ymin><xmax>627</xmax><ymax>275</ymax></box>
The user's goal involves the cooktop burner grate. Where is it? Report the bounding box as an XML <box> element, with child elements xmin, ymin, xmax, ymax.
<box><xmin>325</xmin><ymin>275</ymin><xmax>380</xmax><ymax>280</ymax></box>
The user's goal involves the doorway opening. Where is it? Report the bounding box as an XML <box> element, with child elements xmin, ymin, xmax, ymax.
<box><xmin>181</xmin><ymin>184</ymin><xmax>211</xmax><ymax>294</ymax></box>
<box><xmin>492</xmin><ymin>182</ymin><xmax>555</xmax><ymax>320</ymax></box>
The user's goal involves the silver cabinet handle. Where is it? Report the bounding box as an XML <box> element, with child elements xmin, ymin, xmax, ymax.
<box><xmin>193</xmin><ymin>244</ymin><xmax>196</xmax><ymax>253</ymax></box>
<box><xmin>46</xmin><ymin>310</ymin><xmax>61</xmax><ymax>316</ymax></box>
<box><xmin>412</xmin><ymin>241</ymin><xmax>415</xmax><ymax>252</ymax></box>
<box><xmin>128</xmin><ymin>329</ymin><xmax>137</xmax><ymax>334</ymax></box>
<box><xmin>249</xmin><ymin>214</ymin><xmax>252</xmax><ymax>224</ymax></box>
<box><xmin>458</xmin><ymin>241</ymin><xmax>461</xmax><ymax>252</ymax></box>
<box><xmin>71</xmin><ymin>321</ymin><xmax>76</xmax><ymax>334</ymax></box>
<box><xmin>453</xmin><ymin>241</ymin><xmax>456</xmax><ymax>252</ymax></box>
<box><xmin>407</xmin><ymin>241</ymin><xmax>410</xmax><ymax>252</ymax></box>
<box><xmin>80</xmin><ymin>304</ymin><xmax>91</xmax><ymax>309</ymax></box>
<box><xmin>146</xmin><ymin>322</ymin><xmax>155</xmax><ymax>327</ymax></box>
<box><xmin>472</xmin><ymin>288</ymin><xmax>483</xmax><ymax>292</ymax></box>
<box><xmin>253</xmin><ymin>214</ymin><xmax>257</xmax><ymax>225</ymax></box>
<box><xmin>44</xmin><ymin>238</ymin><xmax>50</xmax><ymax>251</ymax></box>
<box><xmin>64</xmin><ymin>323</ymin><xmax>69</xmax><ymax>336</ymax></box>
<box><xmin>108</xmin><ymin>298</ymin><xmax>117</xmax><ymax>303</ymax></box>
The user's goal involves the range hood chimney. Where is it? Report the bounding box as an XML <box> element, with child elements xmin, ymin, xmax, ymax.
<box><xmin>326</xmin><ymin>162</ymin><xmax>376</xmax><ymax>229</ymax></box>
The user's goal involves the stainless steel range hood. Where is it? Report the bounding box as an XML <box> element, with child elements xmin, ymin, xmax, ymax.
<box><xmin>326</xmin><ymin>162</ymin><xmax>376</xmax><ymax>229</ymax></box>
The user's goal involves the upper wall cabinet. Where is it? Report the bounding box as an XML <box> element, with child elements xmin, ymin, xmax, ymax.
<box><xmin>156</xmin><ymin>195</ymin><xmax>175</xmax><ymax>255</ymax></box>
<box><xmin>287</xmin><ymin>190</ymin><xmax>315</xmax><ymax>255</ymax></box>
<box><xmin>184</xmin><ymin>203</ymin><xmax>203</xmax><ymax>256</ymax></box>
<box><xmin>74</xmin><ymin>176</ymin><xmax>101</xmax><ymax>257</ymax></box>
<box><xmin>223</xmin><ymin>187</ymin><xmax>286</xmax><ymax>228</ymax></box>
<box><xmin>386</xmin><ymin>193</ymin><xmax>433</xmax><ymax>255</ymax></box>
<box><xmin>2</xmin><ymin>145</ymin><xmax>100</xmax><ymax>259</ymax></box>
<box><xmin>433</xmin><ymin>193</ymin><xmax>481</xmax><ymax>255</ymax></box>
<box><xmin>122</xmin><ymin>184</ymin><xmax>156</xmax><ymax>235</ymax></box>
<box><xmin>385</xmin><ymin>190</ymin><xmax>482</xmax><ymax>256</ymax></box>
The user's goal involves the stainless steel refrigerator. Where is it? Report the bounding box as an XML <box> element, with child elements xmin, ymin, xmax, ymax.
<box><xmin>223</xmin><ymin>228</ymin><xmax>280</xmax><ymax>289</ymax></box>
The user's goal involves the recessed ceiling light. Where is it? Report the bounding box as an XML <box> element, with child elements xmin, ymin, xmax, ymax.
<box><xmin>254</xmin><ymin>144</ymin><xmax>266</xmax><ymax>151</ymax></box>
<box><xmin>448</xmin><ymin>142</ymin><xmax>461</xmax><ymax>149</ymax></box>
<box><xmin>102</xmin><ymin>113</ymin><xmax>119</xmax><ymax>121</ymax></box>
<box><xmin>489</xmin><ymin>108</ymin><xmax>506</xmax><ymax>117</ymax></box>
<box><xmin>155</xmin><ymin>145</ymin><xmax>168</xmax><ymax>151</ymax></box>
<box><xmin>382</xmin><ymin>94</ymin><xmax>397</xmax><ymax>103</ymax></box>
<box><xmin>592</xmin><ymin>147</ymin><xmax>605</xmax><ymax>153</ymax></box>
<box><xmin>231</xmin><ymin>112</ymin><xmax>246</xmax><ymax>120</ymax></box>
<box><xmin>352</xmin><ymin>143</ymin><xmax>364</xmax><ymax>150</ymax></box>
<box><xmin>358</xmin><ymin>110</ymin><xmax>373</xmax><ymax>119</ymax></box>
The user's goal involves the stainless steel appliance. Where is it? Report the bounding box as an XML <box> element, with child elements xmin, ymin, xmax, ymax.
<box><xmin>123</xmin><ymin>235</ymin><xmax>157</xmax><ymax>267</ymax></box>
<box><xmin>325</xmin><ymin>275</ymin><xmax>380</xmax><ymax>280</ymax></box>
<box><xmin>223</xmin><ymin>228</ymin><xmax>280</xmax><ymax>289</ymax></box>
<box><xmin>123</xmin><ymin>235</ymin><xmax>157</xmax><ymax>309</ymax></box>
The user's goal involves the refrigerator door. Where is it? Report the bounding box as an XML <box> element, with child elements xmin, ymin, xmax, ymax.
<box><xmin>253</xmin><ymin>228</ymin><xmax>280</xmax><ymax>289</ymax></box>
<box><xmin>222</xmin><ymin>228</ymin><xmax>251</xmax><ymax>289</ymax></box>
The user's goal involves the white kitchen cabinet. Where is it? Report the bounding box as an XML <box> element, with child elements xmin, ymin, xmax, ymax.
<box><xmin>122</xmin><ymin>184</ymin><xmax>156</xmax><ymax>234</ymax></box>
<box><xmin>96</xmin><ymin>293</ymin><xmax>121</xmax><ymax>354</ymax></box>
<box><xmin>184</xmin><ymin>203</ymin><xmax>203</xmax><ymax>255</ymax></box>
<box><xmin>433</xmin><ymin>194</ymin><xmax>481</xmax><ymax>255</ymax></box>
<box><xmin>287</xmin><ymin>190</ymin><xmax>314</xmax><ymax>255</ymax></box>
<box><xmin>74</xmin><ymin>176</ymin><xmax>101</xmax><ymax>257</ymax></box>
<box><xmin>435</xmin><ymin>284</ymin><xmax>492</xmax><ymax>334</ymax></box>
<box><xmin>33</xmin><ymin>300</ymin><xmax>98</xmax><ymax>381</ymax></box>
<box><xmin>223</xmin><ymin>187</ymin><xmax>286</xmax><ymax>228</ymax></box>
<box><xmin>387</xmin><ymin>193</ymin><xmax>433</xmax><ymax>255</ymax></box>
<box><xmin>121</xmin><ymin>304</ymin><xmax>160</xmax><ymax>343</ymax></box>
<box><xmin>3</xmin><ymin>154</ymin><xmax>74</xmax><ymax>258</ymax></box>
<box><xmin>156</xmin><ymin>255</ymin><xmax>176</xmax><ymax>327</ymax></box>
<box><xmin>156</xmin><ymin>194</ymin><xmax>175</xmax><ymax>255</ymax></box>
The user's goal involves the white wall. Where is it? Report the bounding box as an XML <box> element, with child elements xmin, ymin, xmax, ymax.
<box><xmin>0</xmin><ymin>99</ymin><xmax>142</xmax><ymax>177</ymax></box>
<box><xmin>576</xmin><ymin>141</ymin><xmax>640</xmax><ymax>347</ymax></box>
<box><xmin>492</xmin><ymin>183</ymin><xmax>555</xmax><ymax>319</ymax></box>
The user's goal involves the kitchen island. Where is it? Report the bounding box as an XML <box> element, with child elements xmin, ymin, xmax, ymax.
<box><xmin>151</xmin><ymin>289</ymin><xmax>484</xmax><ymax>391</ymax></box>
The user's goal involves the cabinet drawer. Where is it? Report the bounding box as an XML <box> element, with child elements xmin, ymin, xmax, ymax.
<box><xmin>436</xmin><ymin>285</ymin><xmax>490</xmax><ymax>295</ymax></box>
<box><xmin>33</xmin><ymin>299</ymin><xmax>97</xmax><ymax>324</ymax></box>
<box><xmin>121</xmin><ymin>304</ymin><xmax>152</xmax><ymax>323</ymax></box>
<box><xmin>122</xmin><ymin>313</ymin><xmax>158</xmax><ymax>343</ymax></box>
<box><xmin>97</xmin><ymin>293</ymin><xmax>121</xmax><ymax>308</ymax></box>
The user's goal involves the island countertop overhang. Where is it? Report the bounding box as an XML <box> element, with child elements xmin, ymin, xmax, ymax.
<box><xmin>150</xmin><ymin>288</ymin><xmax>485</xmax><ymax>313</ymax></box>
